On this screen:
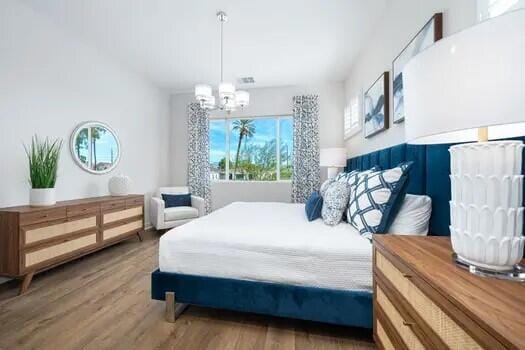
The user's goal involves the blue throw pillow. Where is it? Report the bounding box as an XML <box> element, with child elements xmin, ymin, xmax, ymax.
<box><xmin>305</xmin><ymin>191</ymin><xmax>323</xmax><ymax>221</ymax></box>
<box><xmin>162</xmin><ymin>193</ymin><xmax>191</xmax><ymax>208</ymax></box>
<box><xmin>347</xmin><ymin>162</ymin><xmax>413</xmax><ymax>240</ymax></box>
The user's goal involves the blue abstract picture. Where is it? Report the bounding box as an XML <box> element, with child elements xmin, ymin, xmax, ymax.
<box><xmin>364</xmin><ymin>72</ymin><xmax>389</xmax><ymax>138</ymax></box>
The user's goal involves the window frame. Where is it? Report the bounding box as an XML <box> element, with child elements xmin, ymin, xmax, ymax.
<box><xmin>209</xmin><ymin>114</ymin><xmax>294</xmax><ymax>183</ymax></box>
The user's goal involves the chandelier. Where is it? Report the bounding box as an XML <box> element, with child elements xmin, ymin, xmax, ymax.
<box><xmin>194</xmin><ymin>11</ymin><xmax>250</xmax><ymax>112</ymax></box>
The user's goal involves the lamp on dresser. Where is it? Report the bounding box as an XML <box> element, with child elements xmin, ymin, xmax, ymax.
<box><xmin>320</xmin><ymin>148</ymin><xmax>347</xmax><ymax>179</ymax></box>
<box><xmin>403</xmin><ymin>10</ymin><xmax>525</xmax><ymax>278</ymax></box>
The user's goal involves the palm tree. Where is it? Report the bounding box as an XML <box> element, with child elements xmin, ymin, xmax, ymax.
<box><xmin>75</xmin><ymin>128</ymin><xmax>88</xmax><ymax>164</ymax></box>
<box><xmin>231</xmin><ymin>119</ymin><xmax>255</xmax><ymax>179</ymax></box>
<box><xmin>90</xmin><ymin>127</ymin><xmax>106</xmax><ymax>170</ymax></box>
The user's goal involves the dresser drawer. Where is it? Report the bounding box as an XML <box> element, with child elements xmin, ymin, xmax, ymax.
<box><xmin>22</xmin><ymin>216</ymin><xmax>97</xmax><ymax>246</ymax></box>
<box><xmin>20</xmin><ymin>207</ymin><xmax>66</xmax><ymax>226</ymax></box>
<box><xmin>103</xmin><ymin>207</ymin><xmax>143</xmax><ymax>225</ymax></box>
<box><xmin>376</xmin><ymin>319</ymin><xmax>396</xmax><ymax>350</ymax></box>
<box><xmin>101</xmin><ymin>200</ymin><xmax>126</xmax><ymax>212</ymax></box>
<box><xmin>377</xmin><ymin>286</ymin><xmax>425</xmax><ymax>350</ymax></box>
<box><xmin>102</xmin><ymin>219</ymin><xmax>142</xmax><ymax>241</ymax></box>
<box><xmin>67</xmin><ymin>204</ymin><xmax>99</xmax><ymax>218</ymax></box>
<box><xmin>375</xmin><ymin>251</ymin><xmax>482</xmax><ymax>349</ymax></box>
<box><xmin>24</xmin><ymin>232</ymin><xmax>97</xmax><ymax>268</ymax></box>
<box><xmin>126</xmin><ymin>197</ymin><xmax>143</xmax><ymax>208</ymax></box>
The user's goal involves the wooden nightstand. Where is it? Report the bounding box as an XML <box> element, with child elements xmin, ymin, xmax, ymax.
<box><xmin>373</xmin><ymin>235</ymin><xmax>525</xmax><ymax>350</ymax></box>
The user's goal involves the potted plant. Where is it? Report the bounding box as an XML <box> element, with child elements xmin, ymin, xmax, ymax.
<box><xmin>24</xmin><ymin>135</ymin><xmax>63</xmax><ymax>207</ymax></box>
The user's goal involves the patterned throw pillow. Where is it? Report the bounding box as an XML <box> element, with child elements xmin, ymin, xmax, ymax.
<box><xmin>319</xmin><ymin>178</ymin><xmax>335</xmax><ymax>197</ymax></box>
<box><xmin>321</xmin><ymin>181</ymin><xmax>350</xmax><ymax>226</ymax></box>
<box><xmin>347</xmin><ymin>162</ymin><xmax>413</xmax><ymax>240</ymax></box>
<box><xmin>335</xmin><ymin>166</ymin><xmax>381</xmax><ymax>187</ymax></box>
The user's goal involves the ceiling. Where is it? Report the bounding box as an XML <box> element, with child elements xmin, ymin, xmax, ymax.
<box><xmin>23</xmin><ymin>0</ymin><xmax>387</xmax><ymax>92</ymax></box>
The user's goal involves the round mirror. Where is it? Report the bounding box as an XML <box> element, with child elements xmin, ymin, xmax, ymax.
<box><xmin>70</xmin><ymin>121</ymin><xmax>121</xmax><ymax>174</ymax></box>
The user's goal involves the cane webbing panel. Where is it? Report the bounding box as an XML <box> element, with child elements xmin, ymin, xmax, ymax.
<box><xmin>376</xmin><ymin>252</ymin><xmax>482</xmax><ymax>349</ymax></box>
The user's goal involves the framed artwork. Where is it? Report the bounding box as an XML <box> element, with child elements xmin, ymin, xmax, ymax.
<box><xmin>392</xmin><ymin>13</ymin><xmax>443</xmax><ymax>123</ymax></box>
<box><xmin>364</xmin><ymin>72</ymin><xmax>389</xmax><ymax>138</ymax></box>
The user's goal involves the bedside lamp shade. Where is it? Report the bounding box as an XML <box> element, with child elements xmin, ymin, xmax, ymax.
<box><xmin>404</xmin><ymin>9</ymin><xmax>525</xmax><ymax>144</ymax></box>
<box><xmin>320</xmin><ymin>148</ymin><xmax>347</xmax><ymax>179</ymax></box>
<box><xmin>403</xmin><ymin>9</ymin><xmax>525</xmax><ymax>276</ymax></box>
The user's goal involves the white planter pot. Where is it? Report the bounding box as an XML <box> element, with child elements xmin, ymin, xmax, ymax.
<box><xmin>30</xmin><ymin>188</ymin><xmax>56</xmax><ymax>207</ymax></box>
<box><xmin>108</xmin><ymin>174</ymin><xmax>132</xmax><ymax>196</ymax></box>
<box><xmin>449</xmin><ymin>140</ymin><xmax>525</xmax><ymax>271</ymax></box>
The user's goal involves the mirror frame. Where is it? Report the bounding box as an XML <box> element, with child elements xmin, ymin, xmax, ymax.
<box><xmin>70</xmin><ymin>121</ymin><xmax>121</xmax><ymax>175</ymax></box>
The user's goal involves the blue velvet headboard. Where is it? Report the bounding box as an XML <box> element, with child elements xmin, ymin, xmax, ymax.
<box><xmin>345</xmin><ymin>137</ymin><xmax>525</xmax><ymax>236</ymax></box>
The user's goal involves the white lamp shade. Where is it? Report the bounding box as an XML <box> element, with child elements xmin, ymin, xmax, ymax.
<box><xmin>219</xmin><ymin>82</ymin><xmax>235</xmax><ymax>99</ymax></box>
<box><xmin>195</xmin><ymin>84</ymin><xmax>212</xmax><ymax>100</ymax></box>
<box><xmin>235</xmin><ymin>90</ymin><xmax>250</xmax><ymax>106</ymax></box>
<box><xmin>320</xmin><ymin>148</ymin><xmax>347</xmax><ymax>167</ymax></box>
<box><xmin>404</xmin><ymin>9</ymin><xmax>525</xmax><ymax>144</ymax></box>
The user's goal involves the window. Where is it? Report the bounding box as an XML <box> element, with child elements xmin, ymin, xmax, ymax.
<box><xmin>477</xmin><ymin>0</ymin><xmax>522</xmax><ymax>20</ymax></box>
<box><xmin>209</xmin><ymin>116</ymin><xmax>293</xmax><ymax>181</ymax></box>
<box><xmin>344</xmin><ymin>96</ymin><xmax>361</xmax><ymax>139</ymax></box>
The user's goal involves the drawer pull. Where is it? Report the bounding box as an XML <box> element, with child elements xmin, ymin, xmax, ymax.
<box><xmin>403</xmin><ymin>320</ymin><xmax>415</xmax><ymax>327</ymax></box>
<box><xmin>403</xmin><ymin>273</ymin><xmax>412</xmax><ymax>278</ymax></box>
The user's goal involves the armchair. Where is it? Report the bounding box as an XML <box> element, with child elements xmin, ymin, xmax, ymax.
<box><xmin>150</xmin><ymin>186</ymin><xmax>205</xmax><ymax>230</ymax></box>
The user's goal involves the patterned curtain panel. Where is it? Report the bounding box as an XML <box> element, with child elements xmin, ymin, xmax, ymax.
<box><xmin>187</xmin><ymin>103</ymin><xmax>211</xmax><ymax>213</ymax></box>
<box><xmin>291</xmin><ymin>95</ymin><xmax>321</xmax><ymax>203</ymax></box>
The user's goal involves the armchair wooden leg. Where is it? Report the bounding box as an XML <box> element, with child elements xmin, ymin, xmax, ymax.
<box><xmin>165</xmin><ymin>292</ymin><xmax>188</xmax><ymax>323</ymax></box>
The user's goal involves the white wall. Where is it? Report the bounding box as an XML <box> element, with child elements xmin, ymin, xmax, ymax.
<box><xmin>0</xmin><ymin>0</ymin><xmax>171</xmax><ymax>226</ymax></box>
<box><xmin>170</xmin><ymin>83</ymin><xmax>345</xmax><ymax>210</ymax></box>
<box><xmin>344</xmin><ymin>0</ymin><xmax>478</xmax><ymax>157</ymax></box>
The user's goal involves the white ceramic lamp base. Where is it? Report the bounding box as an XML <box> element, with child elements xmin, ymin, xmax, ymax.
<box><xmin>449</xmin><ymin>141</ymin><xmax>525</xmax><ymax>272</ymax></box>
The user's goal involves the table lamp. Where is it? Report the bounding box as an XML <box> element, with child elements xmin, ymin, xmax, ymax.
<box><xmin>404</xmin><ymin>9</ymin><xmax>525</xmax><ymax>279</ymax></box>
<box><xmin>320</xmin><ymin>148</ymin><xmax>347</xmax><ymax>179</ymax></box>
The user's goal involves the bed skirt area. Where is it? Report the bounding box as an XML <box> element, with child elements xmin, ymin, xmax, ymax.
<box><xmin>151</xmin><ymin>269</ymin><xmax>373</xmax><ymax>329</ymax></box>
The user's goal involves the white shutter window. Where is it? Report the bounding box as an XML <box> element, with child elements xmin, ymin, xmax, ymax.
<box><xmin>344</xmin><ymin>96</ymin><xmax>361</xmax><ymax>139</ymax></box>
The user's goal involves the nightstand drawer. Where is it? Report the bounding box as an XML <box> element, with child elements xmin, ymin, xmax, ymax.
<box><xmin>376</xmin><ymin>319</ymin><xmax>396</xmax><ymax>350</ymax></box>
<box><xmin>375</xmin><ymin>251</ymin><xmax>481</xmax><ymax>349</ymax></box>
<box><xmin>377</xmin><ymin>286</ymin><xmax>425</xmax><ymax>350</ymax></box>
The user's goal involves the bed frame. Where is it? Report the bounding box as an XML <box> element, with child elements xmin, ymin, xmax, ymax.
<box><xmin>151</xmin><ymin>136</ymin><xmax>525</xmax><ymax>329</ymax></box>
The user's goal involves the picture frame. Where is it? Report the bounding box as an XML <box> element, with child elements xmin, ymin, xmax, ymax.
<box><xmin>364</xmin><ymin>72</ymin><xmax>389</xmax><ymax>138</ymax></box>
<box><xmin>392</xmin><ymin>13</ymin><xmax>443</xmax><ymax>124</ymax></box>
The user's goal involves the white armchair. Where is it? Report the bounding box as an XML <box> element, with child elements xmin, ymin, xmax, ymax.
<box><xmin>150</xmin><ymin>186</ymin><xmax>205</xmax><ymax>230</ymax></box>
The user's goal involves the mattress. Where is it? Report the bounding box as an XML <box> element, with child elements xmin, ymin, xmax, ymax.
<box><xmin>159</xmin><ymin>202</ymin><xmax>373</xmax><ymax>291</ymax></box>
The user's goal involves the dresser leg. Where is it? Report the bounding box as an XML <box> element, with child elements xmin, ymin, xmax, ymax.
<box><xmin>19</xmin><ymin>271</ymin><xmax>34</xmax><ymax>295</ymax></box>
<box><xmin>136</xmin><ymin>232</ymin><xmax>143</xmax><ymax>242</ymax></box>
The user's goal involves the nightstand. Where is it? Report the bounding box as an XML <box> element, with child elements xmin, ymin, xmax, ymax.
<box><xmin>373</xmin><ymin>235</ymin><xmax>525</xmax><ymax>350</ymax></box>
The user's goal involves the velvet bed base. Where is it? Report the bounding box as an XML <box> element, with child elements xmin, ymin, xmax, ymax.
<box><xmin>151</xmin><ymin>269</ymin><xmax>373</xmax><ymax>329</ymax></box>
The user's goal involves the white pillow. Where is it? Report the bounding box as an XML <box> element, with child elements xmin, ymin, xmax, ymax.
<box><xmin>388</xmin><ymin>194</ymin><xmax>432</xmax><ymax>236</ymax></box>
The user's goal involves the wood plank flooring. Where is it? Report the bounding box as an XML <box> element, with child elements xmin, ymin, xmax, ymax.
<box><xmin>0</xmin><ymin>230</ymin><xmax>375</xmax><ymax>350</ymax></box>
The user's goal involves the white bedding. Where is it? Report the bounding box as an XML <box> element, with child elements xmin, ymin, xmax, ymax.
<box><xmin>159</xmin><ymin>202</ymin><xmax>373</xmax><ymax>291</ymax></box>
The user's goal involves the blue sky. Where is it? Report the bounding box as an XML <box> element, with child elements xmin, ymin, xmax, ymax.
<box><xmin>210</xmin><ymin>117</ymin><xmax>293</xmax><ymax>165</ymax></box>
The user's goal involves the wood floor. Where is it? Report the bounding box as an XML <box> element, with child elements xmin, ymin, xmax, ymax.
<box><xmin>0</xmin><ymin>230</ymin><xmax>375</xmax><ymax>350</ymax></box>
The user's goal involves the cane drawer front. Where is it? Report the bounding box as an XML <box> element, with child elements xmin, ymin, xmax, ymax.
<box><xmin>24</xmin><ymin>232</ymin><xmax>97</xmax><ymax>268</ymax></box>
<box><xmin>103</xmin><ymin>206</ymin><xmax>143</xmax><ymax>225</ymax></box>
<box><xmin>375</xmin><ymin>250</ymin><xmax>483</xmax><ymax>350</ymax></box>
<box><xmin>22</xmin><ymin>216</ymin><xmax>98</xmax><ymax>246</ymax></box>
<box><xmin>102</xmin><ymin>219</ymin><xmax>142</xmax><ymax>241</ymax></box>
<box><xmin>376</xmin><ymin>319</ymin><xmax>396</xmax><ymax>350</ymax></box>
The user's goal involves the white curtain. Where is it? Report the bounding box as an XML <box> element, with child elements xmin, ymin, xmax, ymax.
<box><xmin>291</xmin><ymin>95</ymin><xmax>321</xmax><ymax>203</ymax></box>
<box><xmin>187</xmin><ymin>103</ymin><xmax>211</xmax><ymax>213</ymax></box>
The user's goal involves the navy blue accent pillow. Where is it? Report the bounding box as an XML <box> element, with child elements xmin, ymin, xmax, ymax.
<box><xmin>305</xmin><ymin>191</ymin><xmax>323</xmax><ymax>221</ymax></box>
<box><xmin>162</xmin><ymin>193</ymin><xmax>191</xmax><ymax>208</ymax></box>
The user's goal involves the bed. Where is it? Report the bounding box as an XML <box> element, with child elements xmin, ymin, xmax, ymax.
<box><xmin>152</xmin><ymin>138</ymin><xmax>525</xmax><ymax>328</ymax></box>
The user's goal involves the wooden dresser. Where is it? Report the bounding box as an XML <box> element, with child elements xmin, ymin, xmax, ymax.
<box><xmin>0</xmin><ymin>195</ymin><xmax>144</xmax><ymax>294</ymax></box>
<box><xmin>373</xmin><ymin>235</ymin><xmax>525</xmax><ymax>350</ymax></box>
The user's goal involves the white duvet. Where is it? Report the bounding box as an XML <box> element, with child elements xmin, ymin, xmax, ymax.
<box><xmin>159</xmin><ymin>202</ymin><xmax>373</xmax><ymax>291</ymax></box>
